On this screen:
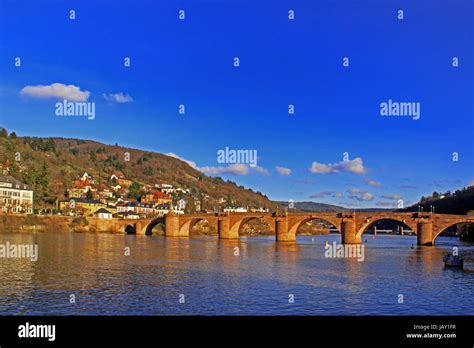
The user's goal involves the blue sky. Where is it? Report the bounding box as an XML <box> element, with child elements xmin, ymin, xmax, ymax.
<box><xmin>0</xmin><ymin>0</ymin><xmax>472</xmax><ymax>208</ymax></box>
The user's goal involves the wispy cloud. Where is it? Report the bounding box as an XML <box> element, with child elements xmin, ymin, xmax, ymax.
<box><xmin>167</xmin><ymin>153</ymin><xmax>268</xmax><ymax>176</ymax></box>
<box><xmin>376</xmin><ymin>201</ymin><xmax>398</xmax><ymax>207</ymax></box>
<box><xmin>309</xmin><ymin>191</ymin><xmax>343</xmax><ymax>199</ymax></box>
<box><xmin>20</xmin><ymin>83</ymin><xmax>90</xmax><ymax>101</ymax></box>
<box><xmin>381</xmin><ymin>194</ymin><xmax>401</xmax><ymax>200</ymax></box>
<box><xmin>276</xmin><ymin>166</ymin><xmax>291</xmax><ymax>176</ymax></box>
<box><xmin>200</xmin><ymin>164</ymin><xmax>250</xmax><ymax>176</ymax></box>
<box><xmin>103</xmin><ymin>92</ymin><xmax>133</xmax><ymax>103</ymax></box>
<box><xmin>310</xmin><ymin>157</ymin><xmax>366</xmax><ymax>175</ymax></box>
<box><xmin>347</xmin><ymin>188</ymin><xmax>374</xmax><ymax>201</ymax></box>
<box><xmin>365</xmin><ymin>179</ymin><xmax>382</xmax><ymax>187</ymax></box>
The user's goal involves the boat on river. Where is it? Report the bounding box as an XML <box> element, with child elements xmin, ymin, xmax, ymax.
<box><xmin>443</xmin><ymin>254</ymin><xmax>464</xmax><ymax>268</ymax></box>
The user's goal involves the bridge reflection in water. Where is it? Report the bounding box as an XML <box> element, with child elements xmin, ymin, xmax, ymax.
<box><xmin>1</xmin><ymin>232</ymin><xmax>471</xmax><ymax>315</ymax></box>
<box><xmin>123</xmin><ymin>211</ymin><xmax>474</xmax><ymax>246</ymax></box>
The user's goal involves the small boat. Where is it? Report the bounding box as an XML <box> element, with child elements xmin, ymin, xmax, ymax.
<box><xmin>443</xmin><ymin>254</ymin><xmax>464</xmax><ymax>268</ymax></box>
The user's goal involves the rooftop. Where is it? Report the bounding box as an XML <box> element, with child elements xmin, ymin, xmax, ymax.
<box><xmin>0</xmin><ymin>175</ymin><xmax>31</xmax><ymax>190</ymax></box>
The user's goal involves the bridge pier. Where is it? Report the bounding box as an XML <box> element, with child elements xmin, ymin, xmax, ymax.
<box><xmin>341</xmin><ymin>220</ymin><xmax>361</xmax><ymax>244</ymax></box>
<box><xmin>218</xmin><ymin>216</ymin><xmax>238</xmax><ymax>239</ymax></box>
<box><xmin>135</xmin><ymin>221</ymin><xmax>145</xmax><ymax>235</ymax></box>
<box><xmin>417</xmin><ymin>221</ymin><xmax>433</xmax><ymax>246</ymax></box>
<box><xmin>165</xmin><ymin>214</ymin><xmax>188</xmax><ymax>237</ymax></box>
<box><xmin>275</xmin><ymin>216</ymin><xmax>295</xmax><ymax>242</ymax></box>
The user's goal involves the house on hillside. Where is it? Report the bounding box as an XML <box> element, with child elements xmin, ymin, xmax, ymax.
<box><xmin>95</xmin><ymin>208</ymin><xmax>113</xmax><ymax>219</ymax></box>
<box><xmin>177</xmin><ymin>199</ymin><xmax>186</xmax><ymax>211</ymax></box>
<box><xmin>58</xmin><ymin>198</ymin><xmax>105</xmax><ymax>216</ymax></box>
<box><xmin>157</xmin><ymin>184</ymin><xmax>175</xmax><ymax>194</ymax></box>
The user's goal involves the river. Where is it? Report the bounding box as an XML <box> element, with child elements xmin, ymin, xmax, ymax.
<box><xmin>0</xmin><ymin>232</ymin><xmax>473</xmax><ymax>315</ymax></box>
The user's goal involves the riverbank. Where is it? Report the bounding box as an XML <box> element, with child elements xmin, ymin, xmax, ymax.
<box><xmin>0</xmin><ymin>214</ymin><xmax>129</xmax><ymax>234</ymax></box>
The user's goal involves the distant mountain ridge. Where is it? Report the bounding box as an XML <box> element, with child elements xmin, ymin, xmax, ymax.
<box><xmin>277</xmin><ymin>201</ymin><xmax>392</xmax><ymax>212</ymax></box>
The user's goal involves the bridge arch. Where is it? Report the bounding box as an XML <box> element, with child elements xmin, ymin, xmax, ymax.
<box><xmin>288</xmin><ymin>217</ymin><xmax>340</xmax><ymax>236</ymax></box>
<box><xmin>144</xmin><ymin>217</ymin><xmax>166</xmax><ymax>236</ymax></box>
<box><xmin>124</xmin><ymin>224</ymin><xmax>136</xmax><ymax>234</ymax></box>
<box><xmin>356</xmin><ymin>217</ymin><xmax>416</xmax><ymax>238</ymax></box>
<box><xmin>432</xmin><ymin>220</ymin><xmax>474</xmax><ymax>245</ymax></box>
<box><xmin>229</xmin><ymin>215</ymin><xmax>274</xmax><ymax>236</ymax></box>
<box><xmin>180</xmin><ymin>217</ymin><xmax>217</xmax><ymax>236</ymax></box>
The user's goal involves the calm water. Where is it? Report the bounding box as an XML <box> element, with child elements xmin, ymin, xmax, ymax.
<box><xmin>0</xmin><ymin>232</ymin><xmax>473</xmax><ymax>315</ymax></box>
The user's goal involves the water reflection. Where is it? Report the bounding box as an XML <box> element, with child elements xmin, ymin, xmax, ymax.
<box><xmin>0</xmin><ymin>232</ymin><xmax>472</xmax><ymax>315</ymax></box>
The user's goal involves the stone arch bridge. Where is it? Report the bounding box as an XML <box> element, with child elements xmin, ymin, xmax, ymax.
<box><xmin>121</xmin><ymin>212</ymin><xmax>474</xmax><ymax>246</ymax></box>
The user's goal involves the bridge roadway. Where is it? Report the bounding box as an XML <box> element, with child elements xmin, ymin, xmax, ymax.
<box><xmin>121</xmin><ymin>211</ymin><xmax>474</xmax><ymax>246</ymax></box>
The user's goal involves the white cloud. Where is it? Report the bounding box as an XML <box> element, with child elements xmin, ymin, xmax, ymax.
<box><xmin>103</xmin><ymin>92</ymin><xmax>133</xmax><ymax>103</ymax></box>
<box><xmin>200</xmin><ymin>164</ymin><xmax>250</xmax><ymax>176</ymax></box>
<box><xmin>253</xmin><ymin>166</ymin><xmax>270</xmax><ymax>175</ymax></box>
<box><xmin>166</xmin><ymin>153</ymin><xmax>268</xmax><ymax>176</ymax></box>
<box><xmin>359</xmin><ymin>192</ymin><xmax>374</xmax><ymax>201</ymax></box>
<box><xmin>347</xmin><ymin>188</ymin><xmax>374</xmax><ymax>201</ymax></box>
<box><xmin>309</xmin><ymin>191</ymin><xmax>333</xmax><ymax>199</ymax></box>
<box><xmin>309</xmin><ymin>191</ymin><xmax>343</xmax><ymax>199</ymax></box>
<box><xmin>365</xmin><ymin>179</ymin><xmax>382</xmax><ymax>187</ymax></box>
<box><xmin>376</xmin><ymin>202</ymin><xmax>397</xmax><ymax>207</ymax></box>
<box><xmin>310</xmin><ymin>157</ymin><xmax>366</xmax><ymax>175</ymax></box>
<box><xmin>20</xmin><ymin>83</ymin><xmax>90</xmax><ymax>102</ymax></box>
<box><xmin>381</xmin><ymin>194</ymin><xmax>402</xmax><ymax>200</ymax></box>
<box><xmin>276</xmin><ymin>166</ymin><xmax>291</xmax><ymax>176</ymax></box>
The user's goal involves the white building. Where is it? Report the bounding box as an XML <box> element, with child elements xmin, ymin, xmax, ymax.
<box><xmin>95</xmin><ymin>208</ymin><xmax>113</xmax><ymax>219</ymax></box>
<box><xmin>177</xmin><ymin>199</ymin><xmax>186</xmax><ymax>211</ymax></box>
<box><xmin>223</xmin><ymin>206</ymin><xmax>248</xmax><ymax>213</ymax></box>
<box><xmin>0</xmin><ymin>176</ymin><xmax>34</xmax><ymax>214</ymax></box>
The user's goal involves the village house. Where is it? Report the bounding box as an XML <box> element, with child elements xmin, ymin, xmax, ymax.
<box><xmin>154</xmin><ymin>203</ymin><xmax>184</xmax><ymax>216</ymax></box>
<box><xmin>248</xmin><ymin>206</ymin><xmax>269</xmax><ymax>213</ymax></box>
<box><xmin>117</xmin><ymin>211</ymin><xmax>140</xmax><ymax>219</ymax></box>
<box><xmin>156</xmin><ymin>183</ymin><xmax>176</xmax><ymax>194</ymax></box>
<box><xmin>116</xmin><ymin>201</ymin><xmax>157</xmax><ymax>217</ymax></box>
<box><xmin>141</xmin><ymin>191</ymin><xmax>172</xmax><ymax>205</ymax></box>
<box><xmin>58</xmin><ymin>198</ymin><xmax>105</xmax><ymax>216</ymax></box>
<box><xmin>0</xmin><ymin>175</ymin><xmax>34</xmax><ymax>214</ymax></box>
<box><xmin>94</xmin><ymin>208</ymin><xmax>113</xmax><ymax>219</ymax></box>
<box><xmin>177</xmin><ymin>198</ymin><xmax>186</xmax><ymax>211</ymax></box>
<box><xmin>223</xmin><ymin>206</ymin><xmax>248</xmax><ymax>213</ymax></box>
<box><xmin>70</xmin><ymin>172</ymin><xmax>94</xmax><ymax>196</ymax></box>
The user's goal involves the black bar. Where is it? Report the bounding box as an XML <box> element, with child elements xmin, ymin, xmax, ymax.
<box><xmin>0</xmin><ymin>316</ymin><xmax>472</xmax><ymax>346</ymax></box>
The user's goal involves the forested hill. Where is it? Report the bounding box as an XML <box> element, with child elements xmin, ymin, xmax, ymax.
<box><xmin>0</xmin><ymin>127</ymin><xmax>276</xmax><ymax>210</ymax></box>
<box><xmin>398</xmin><ymin>186</ymin><xmax>474</xmax><ymax>215</ymax></box>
